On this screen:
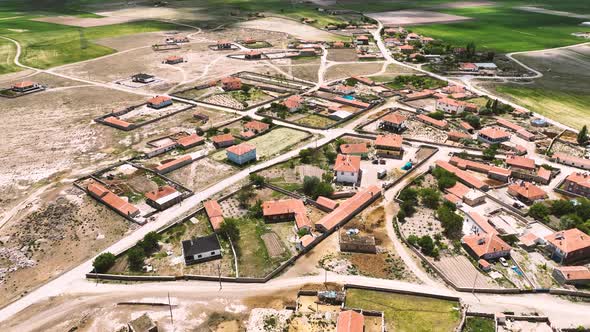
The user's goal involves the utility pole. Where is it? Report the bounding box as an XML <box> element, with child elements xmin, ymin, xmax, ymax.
<box><xmin>168</xmin><ymin>292</ymin><xmax>174</xmax><ymax>328</ymax></box>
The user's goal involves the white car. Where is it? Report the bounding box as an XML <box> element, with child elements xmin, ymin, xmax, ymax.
<box><xmin>499</xmin><ymin>257</ymin><xmax>509</xmax><ymax>267</ymax></box>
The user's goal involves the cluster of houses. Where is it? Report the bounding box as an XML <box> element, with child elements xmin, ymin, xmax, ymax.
<box><xmin>383</xmin><ymin>27</ymin><xmax>435</xmax><ymax>62</ymax></box>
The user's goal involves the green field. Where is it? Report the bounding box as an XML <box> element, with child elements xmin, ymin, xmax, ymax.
<box><xmin>492</xmin><ymin>85</ymin><xmax>590</xmax><ymax>130</ymax></box>
<box><xmin>0</xmin><ymin>38</ymin><xmax>19</xmax><ymax>74</ymax></box>
<box><xmin>412</xmin><ymin>6</ymin><xmax>586</xmax><ymax>53</ymax></box>
<box><xmin>0</xmin><ymin>17</ymin><xmax>181</xmax><ymax>72</ymax></box>
<box><xmin>345</xmin><ymin>288</ymin><xmax>461</xmax><ymax>332</ymax></box>
<box><xmin>464</xmin><ymin>316</ymin><xmax>495</xmax><ymax>332</ymax></box>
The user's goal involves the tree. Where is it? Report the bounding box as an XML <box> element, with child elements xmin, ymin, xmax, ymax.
<box><xmin>249</xmin><ymin>173</ymin><xmax>265</xmax><ymax>186</ymax></box>
<box><xmin>433</xmin><ymin>167</ymin><xmax>457</xmax><ymax>190</ymax></box>
<box><xmin>437</xmin><ymin>205</ymin><xmax>463</xmax><ymax>239</ymax></box>
<box><xmin>223</xmin><ymin>127</ymin><xmax>230</xmax><ymax>134</ymax></box>
<box><xmin>466</xmin><ymin>42</ymin><xmax>476</xmax><ymax>59</ymax></box>
<box><xmin>407</xmin><ymin>234</ymin><xmax>419</xmax><ymax>247</ymax></box>
<box><xmin>127</xmin><ymin>246</ymin><xmax>146</xmax><ymax>271</ymax></box>
<box><xmin>528</xmin><ymin>202</ymin><xmax>550</xmax><ymax>221</ymax></box>
<box><xmin>93</xmin><ymin>252</ymin><xmax>116</xmax><ymax>273</ymax></box>
<box><xmin>139</xmin><ymin>231</ymin><xmax>161</xmax><ymax>254</ymax></box>
<box><xmin>303</xmin><ymin>176</ymin><xmax>320</xmax><ymax>196</ymax></box>
<box><xmin>299</xmin><ymin>148</ymin><xmax>314</xmax><ymax>164</ymax></box>
<box><xmin>550</xmin><ymin>199</ymin><xmax>575</xmax><ymax>217</ymax></box>
<box><xmin>428</xmin><ymin>111</ymin><xmax>445</xmax><ymax>120</ymax></box>
<box><xmin>578</xmin><ymin>125</ymin><xmax>588</xmax><ymax>146</ymax></box>
<box><xmin>261</xmin><ymin>117</ymin><xmax>273</xmax><ymax>125</ymax></box>
<box><xmin>417</xmin><ymin>235</ymin><xmax>435</xmax><ymax>256</ymax></box>
<box><xmin>483</xmin><ymin>144</ymin><xmax>499</xmax><ymax>161</ymax></box>
<box><xmin>560</xmin><ymin>213</ymin><xmax>583</xmax><ymax>230</ymax></box>
<box><xmin>397</xmin><ymin>209</ymin><xmax>406</xmax><ymax>222</ymax></box>
<box><xmin>463</xmin><ymin>114</ymin><xmax>481</xmax><ymax>129</ymax></box>
<box><xmin>419</xmin><ymin>188</ymin><xmax>441</xmax><ymax>209</ymax></box>
<box><xmin>237</xmin><ymin>185</ymin><xmax>255</xmax><ymax>207</ymax></box>
<box><xmin>248</xmin><ymin>200</ymin><xmax>263</xmax><ymax>218</ymax></box>
<box><xmin>219</xmin><ymin>218</ymin><xmax>241</xmax><ymax>242</ymax></box>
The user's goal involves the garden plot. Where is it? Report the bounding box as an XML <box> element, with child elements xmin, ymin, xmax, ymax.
<box><xmin>406</xmin><ymin>97</ymin><xmax>437</xmax><ymax>112</ymax></box>
<box><xmin>167</xmin><ymin>157</ymin><xmax>237</xmax><ymax>192</ymax></box>
<box><xmin>403</xmin><ymin>118</ymin><xmax>448</xmax><ymax>143</ymax></box>
<box><xmin>345</xmin><ymin>288</ymin><xmax>462</xmax><ymax>332</ymax></box>
<box><xmin>211</xmin><ymin>127</ymin><xmax>312</xmax><ymax>162</ymax></box>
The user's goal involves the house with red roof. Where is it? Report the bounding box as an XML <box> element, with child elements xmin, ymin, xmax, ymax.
<box><xmin>416</xmin><ymin>114</ymin><xmax>448</xmax><ymax>130</ymax></box>
<box><xmin>339</xmin><ymin>143</ymin><xmax>369</xmax><ymax>159</ymax></box>
<box><xmin>379</xmin><ymin>112</ymin><xmax>407</xmax><ymax>132</ymax></box>
<box><xmin>552</xmin><ymin>153</ymin><xmax>590</xmax><ymax>171</ymax></box>
<box><xmin>405</xmin><ymin>89</ymin><xmax>434</xmax><ymax>101</ymax></box>
<box><xmin>553</xmin><ymin>266</ymin><xmax>590</xmax><ymax>285</ymax></box>
<box><xmin>145</xmin><ymin>185</ymin><xmax>182</xmax><ymax>210</ymax></box>
<box><xmin>217</xmin><ymin>40</ymin><xmax>233</xmax><ymax>49</ymax></box>
<box><xmin>147</xmin><ymin>95</ymin><xmax>173</xmax><ymax>109</ymax></box>
<box><xmin>103</xmin><ymin>116</ymin><xmax>133</xmax><ymax>130</ymax></box>
<box><xmin>262</xmin><ymin>199</ymin><xmax>312</xmax><ymax>230</ymax></box>
<box><xmin>315</xmin><ymin>185</ymin><xmax>381</xmax><ymax>232</ymax></box>
<box><xmin>563</xmin><ymin>172</ymin><xmax>590</xmax><ymax>198</ymax></box>
<box><xmin>315</xmin><ymin>196</ymin><xmax>339</xmax><ymax>212</ymax></box>
<box><xmin>459</xmin><ymin>63</ymin><xmax>478</xmax><ymax>72</ymax></box>
<box><xmin>544</xmin><ymin>228</ymin><xmax>590</xmax><ymax>264</ymax></box>
<box><xmin>435</xmin><ymin>97</ymin><xmax>477</xmax><ymax>114</ymax></box>
<box><xmin>211</xmin><ymin>133</ymin><xmax>235</xmax><ymax>148</ymax></box>
<box><xmin>87</xmin><ymin>181</ymin><xmax>140</xmax><ymax>218</ymax></box>
<box><xmin>244</xmin><ymin>50</ymin><xmax>262</xmax><ymax>60</ymax></box>
<box><xmin>477</xmin><ymin>127</ymin><xmax>511</xmax><ymax>144</ymax></box>
<box><xmin>226</xmin><ymin>143</ymin><xmax>256</xmax><ymax>165</ymax></box>
<box><xmin>399</xmin><ymin>44</ymin><xmax>414</xmax><ymax>54</ymax></box>
<box><xmin>375</xmin><ymin>134</ymin><xmax>403</xmax><ymax>158</ymax></box>
<box><xmin>506</xmin><ymin>155</ymin><xmax>536</xmax><ymax>171</ymax></box>
<box><xmin>177</xmin><ymin>134</ymin><xmax>204</xmax><ymax>149</ymax></box>
<box><xmin>282</xmin><ymin>95</ymin><xmax>304</xmax><ymax>112</ymax></box>
<box><xmin>435</xmin><ymin>160</ymin><xmax>489</xmax><ymax>191</ymax></box>
<box><xmin>507</xmin><ymin>181</ymin><xmax>547</xmax><ymax>204</ymax></box>
<box><xmin>221</xmin><ymin>77</ymin><xmax>242</xmax><ymax>91</ymax></box>
<box><xmin>243</xmin><ymin>120</ymin><xmax>270</xmax><ymax>134</ymax></box>
<box><xmin>204</xmin><ymin>200</ymin><xmax>224</xmax><ymax>231</ymax></box>
<box><xmin>297</xmin><ymin>234</ymin><xmax>315</xmax><ymax>250</ymax></box>
<box><xmin>334</xmin><ymin>154</ymin><xmax>361</xmax><ymax>184</ymax></box>
<box><xmin>156</xmin><ymin>155</ymin><xmax>192</xmax><ymax>174</ymax></box>
<box><xmin>355</xmin><ymin>35</ymin><xmax>369</xmax><ymax>45</ymax></box>
<box><xmin>462</xmin><ymin>233</ymin><xmax>511</xmax><ymax>261</ymax></box>
<box><xmin>164</xmin><ymin>55</ymin><xmax>183</xmax><ymax>64</ymax></box>
<box><xmin>337</xmin><ymin>310</ymin><xmax>364</xmax><ymax>332</ymax></box>
<box><xmin>12</xmin><ymin>81</ymin><xmax>41</xmax><ymax>92</ymax></box>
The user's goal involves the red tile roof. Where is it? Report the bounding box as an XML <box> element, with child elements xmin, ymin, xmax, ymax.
<box><xmin>406</xmin><ymin>90</ymin><xmax>433</xmax><ymax>100</ymax></box>
<box><xmin>13</xmin><ymin>81</ymin><xmax>36</xmax><ymax>89</ymax></box>
<box><xmin>468</xmin><ymin>211</ymin><xmax>497</xmax><ymax>235</ymax></box>
<box><xmin>334</xmin><ymin>154</ymin><xmax>361</xmax><ymax>173</ymax></box>
<box><xmin>554</xmin><ymin>266</ymin><xmax>590</xmax><ymax>281</ymax></box>
<box><xmin>375</xmin><ymin>134</ymin><xmax>402</xmax><ymax>149</ymax></box>
<box><xmin>333</xmin><ymin>96</ymin><xmax>370</xmax><ymax>109</ymax></box>
<box><xmin>565</xmin><ymin>172</ymin><xmax>590</xmax><ymax>189</ymax></box>
<box><xmin>104</xmin><ymin>116</ymin><xmax>132</xmax><ymax>128</ymax></box>
<box><xmin>479</xmin><ymin>127</ymin><xmax>510</xmax><ymax>140</ymax></box>
<box><xmin>263</xmin><ymin>199</ymin><xmax>311</xmax><ymax>229</ymax></box>
<box><xmin>316</xmin><ymin>186</ymin><xmax>380</xmax><ymax>231</ymax></box>
<box><xmin>148</xmin><ymin>95</ymin><xmax>172</xmax><ymax>105</ymax></box>
<box><xmin>226</xmin><ymin>142</ymin><xmax>256</xmax><ymax>156</ymax></box>
<box><xmin>381</xmin><ymin>113</ymin><xmax>407</xmax><ymax>125</ymax></box>
<box><xmin>176</xmin><ymin>134</ymin><xmax>204</xmax><ymax>148</ymax></box>
<box><xmin>508</xmin><ymin>181</ymin><xmax>547</xmax><ymax>201</ymax></box>
<box><xmin>496</xmin><ymin>118</ymin><xmax>524</xmax><ymax>132</ymax></box>
<box><xmin>544</xmin><ymin>228</ymin><xmax>590</xmax><ymax>255</ymax></box>
<box><xmin>417</xmin><ymin>114</ymin><xmax>448</xmax><ymax>129</ymax></box>
<box><xmin>351</xmin><ymin>76</ymin><xmax>374</xmax><ymax>86</ymax></box>
<box><xmin>337</xmin><ymin>310</ymin><xmax>364</xmax><ymax>332</ymax></box>
<box><xmin>340</xmin><ymin>143</ymin><xmax>368</xmax><ymax>155</ymax></box>
<box><xmin>145</xmin><ymin>185</ymin><xmax>178</xmax><ymax>201</ymax></box>
<box><xmin>300</xmin><ymin>234</ymin><xmax>314</xmax><ymax>247</ymax></box>
<box><xmin>165</xmin><ymin>55</ymin><xmax>183</xmax><ymax>62</ymax></box>
<box><xmin>283</xmin><ymin>95</ymin><xmax>303</xmax><ymax>109</ymax></box>
<box><xmin>156</xmin><ymin>155</ymin><xmax>192</xmax><ymax>172</ymax></box>
<box><xmin>399</xmin><ymin>44</ymin><xmax>414</xmax><ymax>50</ymax></box>
<box><xmin>446</xmin><ymin>182</ymin><xmax>470</xmax><ymax>200</ymax></box>
<box><xmin>462</xmin><ymin>233</ymin><xmax>511</xmax><ymax>258</ymax></box>
<box><xmin>460</xmin><ymin>121</ymin><xmax>474</xmax><ymax>131</ymax></box>
<box><xmin>506</xmin><ymin>155</ymin><xmax>535</xmax><ymax>170</ymax></box>
<box><xmin>88</xmin><ymin>181</ymin><xmax>139</xmax><ymax>217</ymax></box>
<box><xmin>211</xmin><ymin>133</ymin><xmax>234</xmax><ymax>144</ymax></box>
<box><xmin>459</xmin><ymin>62</ymin><xmax>477</xmax><ymax>70</ymax></box>
<box><xmin>316</xmin><ymin>196</ymin><xmax>339</xmax><ymax>211</ymax></box>
<box><xmin>553</xmin><ymin>153</ymin><xmax>590</xmax><ymax>169</ymax></box>
<box><xmin>536</xmin><ymin>167</ymin><xmax>552</xmax><ymax>182</ymax></box>
<box><xmin>244</xmin><ymin>120</ymin><xmax>269</xmax><ymax>132</ymax></box>
<box><xmin>435</xmin><ymin>160</ymin><xmax>487</xmax><ymax>190</ymax></box>
<box><xmin>204</xmin><ymin>200</ymin><xmax>224</xmax><ymax>230</ymax></box>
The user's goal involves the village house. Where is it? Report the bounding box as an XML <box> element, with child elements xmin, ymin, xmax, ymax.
<box><xmin>164</xmin><ymin>55</ymin><xmax>183</xmax><ymax>64</ymax></box>
<box><xmin>315</xmin><ymin>196</ymin><xmax>339</xmax><ymax>212</ymax></box>
<box><xmin>217</xmin><ymin>40</ymin><xmax>233</xmax><ymax>49</ymax></box>
<box><xmin>444</xmin><ymin>182</ymin><xmax>486</xmax><ymax>206</ymax></box>
<box><xmin>552</xmin><ymin>266</ymin><xmax>590</xmax><ymax>286</ymax></box>
<box><xmin>262</xmin><ymin>199</ymin><xmax>312</xmax><ymax>230</ymax></box>
<box><xmin>563</xmin><ymin>172</ymin><xmax>590</xmax><ymax>198</ymax></box>
<box><xmin>204</xmin><ymin>200</ymin><xmax>224</xmax><ymax>231</ymax></box>
<box><xmin>181</xmin><ymin>234</ymin><xmax>222</xmax><ymax>265</ymax></box>
<box><xmin>315</xmin><ymin>185</ymin><xmax>381</xmax><ymax>233</ymax></box>
<box><xmin>226</xmin><ymin>142</ymin><xmax>257</xmax><ymax>165</ymax></box>
<box><xmin>460</xmin><ymin>121</ymin><xmax>474</xmax><ymax>133</ymax></box>
<box><xmin>552</xmin><ymin>153</ymin><xmax>590</xmax><ymax>171</ymax></box>
<box><xmin>243</xmin><ymin>120</ymin><xmax>270</xmax><ymax>137</ymax></box>
<box><xmin>375</xmin><ymin>134</ymin><xmax>403</xmax><ymax>158</ymax></box>
<box><xmin>296</xmin><ymin>234</ymin><xmax>315</xmax><ymax>250</ymax></box>
<box><xmin>339</xmin><ymin>232</ymin><xmax>376</xmax><ymax>253</ymax></box>
<box><xmin>449</xmin><ymin>156</ymin><xmax>512</xmax><ymax>183</ymax></box>
<box><xmin>462</xmin><ymin>230</ymin><xmax>511</xmax><ymax>262</ymax></box>
<box><xmin>337</xmin><ymin>310</ymin><xmax>364</xmax><ymax>332</ymax></box>
<box><xmin>496</xmin><ymin>118</ymin><xmax>535</xmax><ymax>141</ymax></box>
<box><xmin>507</xmin><ymin>181</ymin><xmax>547</xmax><ymax>205</ymax></box>
<box><xmin>211</xmin><ymin>133</ymin><xmax>235</xmax><ymax>148</ymax></box>
<box><xmin>245</xmin><ymin>50</ymin><xmax>262</xmax><ymax>60</ymax></box>
<box><xmin>406</xmin><ymin>32</ymin><xmax>420</xmax><ymax>41</ymax></box>
<box><xmin>435</xmin><ymin>160</ymin><xmax>489</xmax><ymax>191</ymax></box>
<box><xmin>355</xmin><ymin>35</ymin><xmax>369</xmax><ymax>45</ymax></box>
<box><xmin>156</xmin><ymin>155</ymin><xmax>192</xmax><ymax>174</ymax></box>
<box><xmin>145</xmin><ymin>185</ymin><xmax>182</xmax><ymax>210</ymax></box>
<box><xmin>379</xmin><ymin>112</ymin><xmax>407</xmax><ymax>132</ymax></box>
<box><xmin>435</xmin><ymin>97</ymin><xmax>477</xmax><ymax>114</ymax></box>
<box><xmin>147</xmin><ymin>95</ymin><xmax>173</xmax><ymax>109</ymax></box>
<box><xmin>506</xmin><ymin>155</ymin><xmax>536</xmax><ymax>172</ymax></box>
<box><xmin>131</xmin><ymin>73</ymin><xmax>155</xmax><ymax>84</ymax></box>
<box><xmin>282</xmin><ymin>95</ymin><xmax>304</xmax><ymax>112</ymax></box>
<box><xmin>332</xmin><ymin>41</ymin><xmax>345</xmax><ymax>48</ymax></box>
<box><xmin>544</xmin><ymin>228</ymin><xmax>590</xmax><ymax>264</ymax></box>
<box><xmin>334</xmin><ymin>154</ymin><xmax>361</xmax><ymax>184</ymax></box>
<box><xmin>87</xmin><ymin>181</ymin><xmax>140</xmax><ymax>218</ymax></box>
<box><xmin>459</xmin><ymin>62</ymin><xmax>478</xmax><ymax>72</ymax></box>
<box><xmin>299</xmin><ymin>48</ymin><xmax>317</xmax><ymax>56</ymax></box>
<box><xmin>404</xmin><ymin>89</ymin><xmax>434</xmax><ymax>101</ymax></box>
<box><xmin>399</xmin><ymin>44</ymin><xmax>414</xmax><ymax>54</ymax></box>
<box><xmin>176</xmin><ymin>133</ymin><xmax>205</xmax><ymax>149</ymax></box>
<box><xmin>221</xmin><ymin>77</ymin><xmax>242</xmax><ymax>91</ymax></box>
<box><xmin>103</xmin><ymin>116</ymin><xmax>133</xmax><ymax>130</ymax></box>
<box><xmin>416</xmin><ymin>114</ymin><xmax>448</xmax><ymax>130</ymax></box>
<box><xmin>477</xmin><ymin>127</ymin><xmax>511</xmax><ymax>144</ymax></box>
<box><xmin>339</xmin><ymin>143</ymin><xmax>369</xmax><ymax>159</ymax></box>
<box><xmin>447</xmin><ymin>131</ymin><xmax>472</xmax><ymax>142</ymax></box>
<box><xmin>12</xmin><ymin>81</ymin><xmax>41</xmax><ymax>92</ymax></box>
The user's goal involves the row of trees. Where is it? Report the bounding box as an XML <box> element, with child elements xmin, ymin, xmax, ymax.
<box><xmin>92</xmin><ymin>231</ymin><xmax>162</xmax><ymax>273</ymax></box>
<box><xmin>529</xmin><ymin>198</ymin><xmax>590</xmax><ymax>235</ymax></box>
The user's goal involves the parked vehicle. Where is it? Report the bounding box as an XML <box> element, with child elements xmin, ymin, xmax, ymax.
<box><xmin>377</xmin><ymin>169</ymin><xmax>387</xmax><ymax>179</ymax></box>
<box><xmin>499</xmin><ymin>257</ymin><xmax>509</xmax><ymax>267</ymax></box>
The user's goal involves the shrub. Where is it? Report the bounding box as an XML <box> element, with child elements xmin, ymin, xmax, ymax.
<box><xmin>528</xmin><ymin>202</ymin><xmax>550</xmax><ymax>222</ymax></box>
<box><xmin>139</xmin><ymin>231</ymin><xmax>162</xmax><ymax>254</ymax></box>
<box><xmin>219</xmin><ymin>218</ymin><xmax>241</xmax><ymax>242</ymax></box>
<box><xmin>437</xmin><ymin>205</ymin><xmax>463</xmax><ymax>240</ymax></box>
<box><xmin>127</xmin><ymin>247</ymin><xmax>146</xmax><ymax>271</ymax></box>
<box><xmin>92</xmin><ymin>252</ymin><xmax>116</xmax><ymax>273</ymax></box>
<box><xmin>249</xmin><ymin>173</ymin><xmax>265</xmax><ymax>186</ymax></box>
<box><xmin>419</xmin><ymin>188</ymin><xmax>441</xmax><ymax>209</ymax></box>
<box><xmin>417</xmin><ymin>235</ymin><xmax>435</xmax><ymax>256</ymax></box>
<box><xmin>407</xmin><ymin>234</ymin><xmax>419</xmax><ymax>247</ymax></box>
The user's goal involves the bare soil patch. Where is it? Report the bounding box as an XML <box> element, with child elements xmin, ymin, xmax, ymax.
<box><xmin>325</xmin><ymin>63</ymin><xmax>384</xmax><ymax>81</ymax></box>
<box><xmin>366</xmin><ymin>10</ymin><xmax>471</xmax><ymax>26</ymax></box>
<box><xmin>236</xmin><ymin>17</ymin><xmax>343</xmax><ymax>41</ymax></box>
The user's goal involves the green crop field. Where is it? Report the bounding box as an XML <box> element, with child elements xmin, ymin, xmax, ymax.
<box><xmin>0</xmin><ymin>38</ymin><xmax>19</xmax><ymax>74</ymax></box>
<box><xmin>411</xmin><ymin>6</ymin><xmax>587</xmax><ymax>53</ymax></box>
<box><xmin>345</xmin><ymin>288</ymin><xmax>461</xmax><ymax>332</ymax></box>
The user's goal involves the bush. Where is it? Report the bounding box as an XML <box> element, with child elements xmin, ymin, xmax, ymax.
<box><xmin>128</xmin><ymin>247</ymin><xmax>146</xmax><ymax>271</ymax></box>
<box><xmin>437</xmin><ymin>205</ymin><xmax>463</xmax><ymax>240</ymax></box>
<box><xmin>419</xmin><ymin>188</ymin><xmax>441</xmax><ymax>209</ymax></box>
<box><xmin>139</xmin><ymin>231</ymin><xmax>161</xmax><ymax>254</ymax></box>
<box><xmin>433</xmin><ymin>167</ymin><xmax>457</xmax><ymax>190</ymax></box>
<box><xmin>528</xmin><ymin>202</ymin><xmax>550</xmax><ymax>222</ymax></box>
<box><xmin>417</xmin><ymin>235</ymin><xmax>435</xmax><ymax>256</ymax></box>
<box><xmin>463</xmin><ymin>114</ymin><xmax>481</xmax><ymax>129</ymax></box>
<box><xmin>93</xmin><ymin>252</ymin><xmax>116</xmax><ymax>273</ymax></box>
<box><xmin>219</xmin><ymin>218</ymin><xmax>241</xmax><ymax>242</ymax></box>
<box><xmin>249</xmin><ymin>173</ymin><xmax>265</xmax><ymax>186</ymax></box>
<box><xmin>407</xmin><ymin>234</ymin><xmax>419</xmax><ymax>247</ymax></box>
<box><xmin>397</xmin><ymin>209</ymin><xmax>406</xmax><ymax>223</ymax></box>
<box><xmin>428</xmin><ymin>111</ymin><xmax>445</xmax><ymax>120</ymax></box>
<box><xmin>551</xmin><ymin>199</ymin><xmax>575</xmax><ymax>217</ymax></box>
<box><xmin>302</xmin><ymin>176</ymin><xmax>333</xmax><ymax>199</ymax></box>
